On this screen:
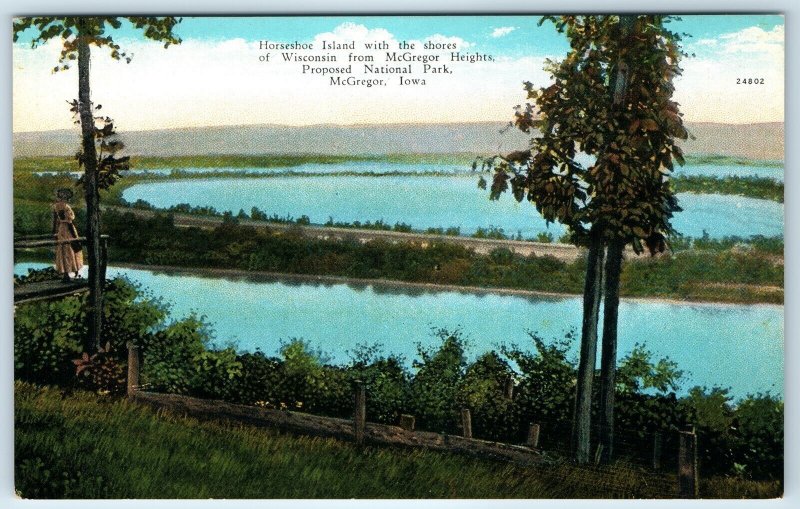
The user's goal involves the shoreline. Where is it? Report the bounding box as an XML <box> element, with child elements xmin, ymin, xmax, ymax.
<box><xmin>109</xmin><ymin>262</ymin><xmax>783</xmax><ymax>308</ymax></box>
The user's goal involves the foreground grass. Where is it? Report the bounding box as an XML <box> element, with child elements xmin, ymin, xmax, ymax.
<box><xmin>15</xmin><ymin>382</ymin><xmax>781</xmax><ymax>499</ymax></box>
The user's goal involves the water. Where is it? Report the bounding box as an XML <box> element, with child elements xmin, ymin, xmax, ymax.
<box><xmin>15</xmin><ymin>262</ymin><xmax>783</xmax><ymax>399</ymax></box>
<box><xmin>35</xmin><ymin>160</ymin><xmax>784</xmax><ymax>181</ymax></box>
<box><xmin>122</xmin><ymin>175</ymin><xmax>784</xmax><ymax>239</ymax></box>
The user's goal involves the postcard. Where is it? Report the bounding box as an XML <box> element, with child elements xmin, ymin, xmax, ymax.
<box><xmin>11</xmin><ymin>13</ymin><xmax>784</xmax><ymax>499</ymax></box>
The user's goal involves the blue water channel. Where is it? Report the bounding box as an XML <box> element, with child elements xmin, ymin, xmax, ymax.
<box><xmin>36</xmin><ymin>159</ymin><xmax>785</xmax><ymax>181</ymax></box>
<box><xmin>15</xmin><ymin>262</ymin><xmax>784</xmax><ymax>400</ymax></box>
<box><xmin>122</xmin><ymin>174</ymin><xmax>784</xmax><ymax>239</ymax></box>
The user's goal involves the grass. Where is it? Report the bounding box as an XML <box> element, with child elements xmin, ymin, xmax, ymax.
<box><xmin>672</xmin><ymin>175</ymin><xmax>783</xmax><ymax>203</ymax></box>
<box><xmin>130</xmin><ymin>153</ymin><xmax>477</xmax><ymax>169</ymax></box>
<box><xmin>12</xmin><ymin>153</ymin><xmax>477</xmax><ymax>173</ymax></box>
<box><xmin>14</xmin><ymin>382</ymin><xmax>781</xmax><ymax>499</ymax></box>
<box><xmin>683</xmin><ymin>154</ymin><xmax>783</xmax><ymax>168</ymax></box>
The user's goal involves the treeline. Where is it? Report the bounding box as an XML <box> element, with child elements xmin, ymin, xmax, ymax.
<box><xmin>93</xmin><ymin>210</ymin><xmax>783</xmax><ymax>304</ymax></box>
<box><xmin>13</xmin><ymin>273</ymin><xmax>783</xmax><ymax>480</ymax></box>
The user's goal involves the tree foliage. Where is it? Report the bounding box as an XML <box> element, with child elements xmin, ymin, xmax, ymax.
<box><xmin>66</xmin><ymin>102</ymin><xmax>130</xmax><ymax>191</ymax></box>
<box><xmin>481</xmin><ymin>15</ymin><xmax>689</xmax><ymax>253</ymax></box>
<box><xmin>13</xmin><ymin>17</ymin><xmax>181</xmax><ymax>72</ymax></box>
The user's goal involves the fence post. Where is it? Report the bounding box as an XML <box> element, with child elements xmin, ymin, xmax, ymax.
<box><xmin>526</xmin><ymin>423</ymin><xmax>540</xmax><ymax>448</ymax></box>
<box><xmin>652</xmin><ymin>432</ymin><xmax>662</xmax><ymax>471</ymax></box>
<box><xmin>678</xmin><ymin>430</ymin><xmax>699</xmax><ymax>498</ymax></box>
<box><xmin>461</xmin><ymin>408</ymin><xmax>472</xmax><ymax>439</ymax></box>
<box><xmin>126</xmin><ymin>342</ymin><xmax>139</xmax><ymax>398</ymax></box>
<box><xmin>399</xmin><ymin>414</ymin><xmax>415</xmax><ymax>431</ymax></box>
<box><xmin>353</xmin><ymin>380</ymin><xmax>366</xmax><ymax>445</ymax></box>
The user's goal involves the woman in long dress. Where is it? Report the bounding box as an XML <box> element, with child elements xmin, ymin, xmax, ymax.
<box><xmin>52</xmin><ymin>188</ymin><xmax>83</xmax><ymax>281</ymax></box>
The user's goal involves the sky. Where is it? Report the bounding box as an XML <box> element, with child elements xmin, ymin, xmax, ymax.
<box><xmin>12</xmin><ymin>15</ymin><xmax>785</xmax><ymax>132</ymax></box>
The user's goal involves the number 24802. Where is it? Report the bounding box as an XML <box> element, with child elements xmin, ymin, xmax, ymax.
<box><xmin>737</xmin><ymin>78</ymin><xmax>765</xmax><ymax>84</ymax></box>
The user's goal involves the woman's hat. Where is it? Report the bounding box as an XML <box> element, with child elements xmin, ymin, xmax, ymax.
<box><xmin>56</xmin><ymin>188</ymin><xmax>74</xmax><ymax>201</ymax></box>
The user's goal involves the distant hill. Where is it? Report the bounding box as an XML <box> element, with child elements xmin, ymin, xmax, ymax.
<box><xmin>12</xmin><ymin>121</ymin><xmax>783</xmax><ymax>161</ymax></box>
<box><xmin>678</xmin><ymin>122</ymin><xmax>783</xmax><ymax>162</ymax></box>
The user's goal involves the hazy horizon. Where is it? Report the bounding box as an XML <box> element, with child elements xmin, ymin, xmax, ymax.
<box><xmin>12</xmin><ymin>121</ymin><xmax>785</xmax><ymax>161</ymax></box>
<box><xmin>12</xmin><ymin>119</ymin><xmax>786</xmax><ymax>136</ymax></box>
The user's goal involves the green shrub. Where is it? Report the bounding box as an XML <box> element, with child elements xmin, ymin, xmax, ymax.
<box><xmin>15</xmin><ymin>296</ymin><xmax>85</xmax><ymax>386</ymax></box>
<box><xmin>346</xmin><ymin>343</ymin><xmax>411</xmax><ymax>425</ymax></box>
<box><xmin>503</xmin><ymin>331</ymin><xmax>577</xmax><ymax>447</ymax></box>
<box><xmin>732</xmin><ymin>394</ymin><xmax>783</xmax><ymax>480</ymax></box>
<box><xmin>131</xmin><ymin>306</ymin><xmax>242</xmax><ymax>400</ymax></box>
<box><xmin>457</xmin><ymin>351</ymin><xmax>517</xmax><ymax>440</ymax></box>
<box><xmin>409</xmin><ymin>329</ymin><xmax>467</xmax><ymax>433</ymax></box>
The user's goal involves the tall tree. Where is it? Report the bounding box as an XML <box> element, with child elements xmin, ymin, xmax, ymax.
<box><xmin>482</xmin><ymin>15</ymin><xmax>687</xmax><ymax>463</ymax></box>
<box><xmin>13</xmin><ymin>17</ymin><xmax>181</xmax><ymax>353</ymax></box>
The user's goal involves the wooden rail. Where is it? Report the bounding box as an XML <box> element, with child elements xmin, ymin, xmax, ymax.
<box><xmin>130</xmin><ymin>390</ymin><xmax>550</xmax><ymax>467</ymax></box>
<box><xmin>13</xmin><ymin>234</ymin><xmax>110</xmax><ymax>304</ymax></box>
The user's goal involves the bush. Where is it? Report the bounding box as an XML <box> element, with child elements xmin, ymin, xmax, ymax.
<box><xmin>346</xmin><ymin>343</ymin><xmax>411</xmax><ymax>425</ymax></box>
<box><xmin>732</xmin><ymin>394</ymin><xmax>783</xmax><ymax>480</ymax></box>
<box><xmin>457</xmin><ymin>351</ymin><xmax>517</xmax><ymax>440</ymax></box>
<box><xmin>680</xmin><ymin>387</ymin><xmax>738</xmax><ymax>476</ymax></box>
<box><xmin>409</xmin><ymin>329</ymin><xmax>467</xmax><ymax>433</ymax></box>
<box><xmin>73</xmin><ymin>342</ymin><xmax>127</xmax><ymax>396</ymax></box>
<box><xmin>15</xmin><ymin>296</ymin><xmax>85</xmax><ymax>386</ymax></box>
<box><xmin>503</xmin><ymin>331</ymin><xmax>577</xmax><ymax>447</ymax></box>
<box><xmin>138</xmin><ymin>316</ymin><xmax>221</xmax><ymax>395</ymax></box>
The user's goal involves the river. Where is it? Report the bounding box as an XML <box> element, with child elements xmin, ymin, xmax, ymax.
<box><xmin>15</xmin><ymin>262</ymin><xmax>784</xmax><ymax>399</ymax></box>
<box><xmin>122</xmin><ymin>174</ymin><xmax>784</xmax><ymax>239</ymax></box>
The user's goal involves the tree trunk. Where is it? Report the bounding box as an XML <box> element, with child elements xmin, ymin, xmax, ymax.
<box><xmin>598</xmin><ymin>238</ymin><xmax>623</xmax><ymax>463</ymax></box>
<box><xmin>77</xmin><ymin>27</ymin><xmax>102</xmax><ymax>353</ymax></box>
<box><xmin>572</xmin><ymin>228</ymin><xmax>605</xmax><ymax>464</ymax></box>
<box><xmin>596</xmin><ymin>14</ymin><xmax>634</xmax><ymax>465</ymax></box>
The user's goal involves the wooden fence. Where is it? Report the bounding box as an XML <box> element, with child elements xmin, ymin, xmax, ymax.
<box><xmin>125</xmin><ymin>343</ymin><xmax>698</xmax><ymax>498</ymax></box>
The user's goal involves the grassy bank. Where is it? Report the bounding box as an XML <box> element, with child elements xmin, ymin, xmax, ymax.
<box><xmin>131</xmin><ymin>153</ymin><xmax>477</xmax><ymax>168</ymax></box>
<box><xmin>14</xmin><ymin>382</ymin><xmax>781</xmax><ymax>499</ymax></box>
<box><xmin>14</xmin><ymin>207</ymin><xmax>783</xmax><ymax>304</ymax></box>
<box><xmin>14</xmin><ymin>153</ymin><xmax>783</xmax><ymax>172</ymax></box>
<box><xmin>92</xmin><ymin>210</ymin><xmax>782</xmax><ymax>304</ymax></box>
<box><xmin>13</xmin><ymin>153</ymin><xmax>476</xmax><ymax>173</ymax></box>
<box><xmin>683</xmin><ymin>154</ymin><xmax>783</xmax><ymax>167</ymax></box>
<box><xmin>672</xmin><ymin>175</ymin><xmax>783</xmax><ymax>203</ymax></box>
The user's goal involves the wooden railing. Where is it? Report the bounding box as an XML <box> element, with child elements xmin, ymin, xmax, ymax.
<box><xmin>13</xmin><ymin>234</ymin><xmax>110</xmax><ymax>304</ymax></box>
